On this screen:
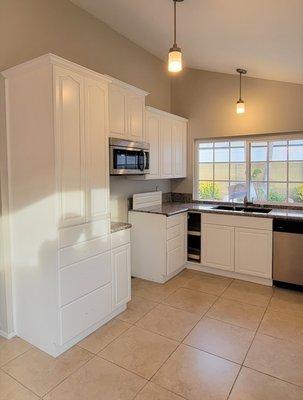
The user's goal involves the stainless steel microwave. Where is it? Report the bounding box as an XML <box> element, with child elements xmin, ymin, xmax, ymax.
<box><xmin>109</xmin><ymin>138</ymin><xmax>150</xmax><ymax>175</ymax></box>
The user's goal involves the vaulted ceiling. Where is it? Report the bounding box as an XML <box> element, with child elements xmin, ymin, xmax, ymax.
<box><xmin>71</xmin><ymin>0</ymin><xmax>303</xmax><ymax>83</ymax></box>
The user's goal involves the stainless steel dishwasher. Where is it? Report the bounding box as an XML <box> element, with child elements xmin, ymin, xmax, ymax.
<box><xmin>273</xmin><ymin>218</ymin><xmax>303</xmax><ymax>290</ymax></box>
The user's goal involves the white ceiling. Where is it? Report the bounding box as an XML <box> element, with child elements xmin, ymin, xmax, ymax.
<box><xmin>71</xmin><ymin>0</ymin><xmax>303</xmax><ymax>84</ymax></box>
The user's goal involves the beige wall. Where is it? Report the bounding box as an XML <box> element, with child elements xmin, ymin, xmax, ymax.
<box><xmin>1</xmin><ymin>0</ymin><xmax>171</xmax><ymax>112</ymax></box>
<box><xmin>0</xmin><ymin>0</ymin><xmax>173</xmax><ymax>223</ymax></box>
<box><xmin>171</xmin><ymin>68</ymin><xmax>303</xmax><ymax>194</ymax></box>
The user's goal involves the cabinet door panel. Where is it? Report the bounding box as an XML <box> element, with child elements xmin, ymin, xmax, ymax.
<box><xmin>85</xmin><ymin>78</ymin><xmax>109</xmax><ymax>221</ymax></box>
<box><xmin>112</xmin><ymin>244</ymin><xmax>131</xmax><ymax>309</ymax></box>
<box><xmin>128</xmin><ymin>94</ymin><xmax>144</xmax><ymax>140</ymax></box>
<box><xmin>109</xmin><ymin>85</ymin><xmax>126</xmax><ymax>137</ymax></box>
<box><xmin>55</xmin><ymin>67</ymin><xmax>85</xmax><ymax>227</ymax></box>
<box><xmin>235</xmin><ymin>228</ymin><xmax>272</xmax><ymax>278</ymax></box>
<box><xmin>160</xmin><ymin>117</ymin><xmax>173</xmax><ymax>178</ymax></box>
<box><xmin>145</xmin><ymin>112</ymin><xmax>160</xmax><ymax>178</ymax></box>
<box><xmin>172</xmin><ymin>121</ymin><xmax>186</xmax><ymax>177</ymax></box>
<box><xmin>202</xmin><ymin>224</ymin><xmax>234</xmax><ymax>271</ymax></box>
<box><xmin>167</xmin><ymin>246</ymin><xmax>183</xmax><ymax>275</ymax></box>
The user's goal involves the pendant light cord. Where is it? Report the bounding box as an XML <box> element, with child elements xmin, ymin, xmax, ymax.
<box><xmin>174</xmin><ymin>1</ymin><xmax>177</xmax><ymax>46</ymax></box>
<box><xmin>239</xmin><ymin>72</ymin><xmax>242</xmax><ymax>101</ymax></box>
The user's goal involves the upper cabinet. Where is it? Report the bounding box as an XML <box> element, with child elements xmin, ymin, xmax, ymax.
<box><xmin>144</xmin><ymin>107</ymin><xmax>188</xmax><ymax>180</ymax></box>
<box><xmin>54</xmin><ymin>65</ymin><xmax>110</xmax><ymax>228</ymax></box>
<box><xmin>108</xmin><ymin>78</ymin><xmax>148</xmax><ymax>141</ymax></box>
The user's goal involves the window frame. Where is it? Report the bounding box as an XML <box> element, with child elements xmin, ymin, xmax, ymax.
<box><xmin>194</xmin><ymin>134</ymin><xmax>303</xmax><ymax>205</ymax></box>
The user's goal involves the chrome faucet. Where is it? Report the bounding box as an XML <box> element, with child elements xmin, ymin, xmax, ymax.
<box><xmin>243</xmin><ymin>195</ymin><xmax>252</xmax><ymax>208</ymax></box>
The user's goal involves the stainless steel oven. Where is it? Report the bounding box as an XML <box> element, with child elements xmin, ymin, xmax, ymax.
<box><xmin>109</xmin><ymin>138</ymin><xmax>150</xmax><ymax>175</ymax></box>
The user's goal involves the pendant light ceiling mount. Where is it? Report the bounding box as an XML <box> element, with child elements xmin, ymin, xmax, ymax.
<box><xmin>236</xmin><ymin>68</ymin><xmax>247</xmax><ymax>114</ymax></box>
<box><xmin>168</xmin><ymin>0</ymin><xmax>184</xmax><ymax>73</ymax></box>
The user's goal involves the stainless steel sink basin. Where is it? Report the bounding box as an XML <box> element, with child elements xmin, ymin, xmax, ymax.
<box><xmin>212</xmin><ymin>205</ymin><xmax>244</xmax><ymax>211</ymax></box>
<box><xmin>242</xmin><ymin>207</ymin><xmax>272</xmax><ymax>214</ymax></box>
<box><xmin>212</xmin><ymin>205</ymin><xmax>272</xmax><ymax>214</ymax></box>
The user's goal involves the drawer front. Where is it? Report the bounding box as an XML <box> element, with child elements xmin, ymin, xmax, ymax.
<box><xmin>167</xmin><ymin>246</ymin><xmax>183</xmax><ymax>275</ymax></box>
<box><xmin>60</xmin><ymin>251</ymin><xmax>111</xmax><ymax>306</ymax></box>
<box><xmin>167</xmin><ymin>214</ymin><xmax>183</xmax><ymax>228</ymax></box>
<box><xmin>167</xmin><ymin>224</ymin><xmax>182</xmax><ymax>240</ymax></box>
<box><xmin>60</xmin><ymin>284</ymin><xmax>112</xmax><ymax>344</ymax></box>
<box><xmin>202</xmin><ymin>213</ymin><xmax>272</xmax><ymax>230</ymax></box>
<box><xmin>59</xmin><ymin>218</ymin><xmax>110</xmax><ymax>248</ymax></box>
<box><xmin>59</xmin><ymin>235</ymin><xmax>110</xmax><ymax>268</ymax></box>
<box><xmin>167</xmin><ymin>235</ymin><xmax>182</xmax><ymax>252</ymax></box>
<box><xmin>111</xmin><ymin>229</ymin><xmax>130</xmax><ymax>249</ymax></box>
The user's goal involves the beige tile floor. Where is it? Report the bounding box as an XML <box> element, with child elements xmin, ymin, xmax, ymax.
<box><xmin>1</xmin><ymin>269</ymin><xmax>303</xmax><ymax>399</ymax></box>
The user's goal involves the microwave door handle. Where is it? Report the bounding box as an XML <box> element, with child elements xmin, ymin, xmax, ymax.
<box><xmin>138</xmin><ymin>150</ymin><xmax>144</xmax><ymax>171</ymax></box>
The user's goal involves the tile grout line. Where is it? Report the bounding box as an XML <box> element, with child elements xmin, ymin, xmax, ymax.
<box><xmin>0</xmin><ymin>366</ymin><xmax>44</xmax><ymax>399</ymax></box>
<box><xmin>226</xmin><ymin>285</ymin><xmax>275</xmax><ymax>400</ymax></box>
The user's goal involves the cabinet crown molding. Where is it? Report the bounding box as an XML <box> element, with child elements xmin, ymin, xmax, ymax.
<box><xmin>146</xmin><ymin>106</ymin><xmax>188</xmax><ymax>122</ymax></box>
<box><xmin>2</xmin><ymin>54</ymin><xmax>112</xmax><ymax>84</ymax></box>
<box><xmin>105</xmin><ymin>75</ymin><xmax>149</xmax><ymax>96</ymax></box>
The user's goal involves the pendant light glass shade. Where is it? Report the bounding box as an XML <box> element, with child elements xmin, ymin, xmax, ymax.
<box><xmin>236</xmin><ymin>99</ymin><xmax>245</xmax><ymax>114</ymax></box>
<box><xmin>168</xmin><ymin>47</ymin><xmax>182</xmax><ymax>72</ymax></box>
<box><xmin>236</xmin><ymin>68</ymin><xmax>247</xmax><ymax>114</ymax></box>
<box><xmin>168</xmin><ymin>0</ymin><xmax>183</xmax><ymax>73</ymax></box>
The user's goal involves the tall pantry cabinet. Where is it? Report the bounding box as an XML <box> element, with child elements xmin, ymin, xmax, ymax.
<box><xmin>2</xmin><ymin>54</ymin><xmax>122</xmax><ymax>356</ymax></box>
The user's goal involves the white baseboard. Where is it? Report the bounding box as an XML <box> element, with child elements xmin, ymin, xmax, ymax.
<box><xmin>0</xmin><ymin>329</ymin><xmax>16</xmax><ymax>339</ymax></box>
<box><xmin>186</xmin><ymin>262</ymin><xmax>273</xmax><ymax>286</ymax></box>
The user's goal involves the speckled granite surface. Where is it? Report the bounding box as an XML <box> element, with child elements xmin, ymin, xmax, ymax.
<box><xmin>111</xmin><ymin>221</ymin><xmax>132</xmax><ymax>233</ymax></box>
<box><xmin>130</xmin><ymin>202</ymin><xmax>303</xmax><ymax>221</ymax></box>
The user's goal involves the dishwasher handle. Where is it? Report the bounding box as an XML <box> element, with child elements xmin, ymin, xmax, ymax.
<box><xmin>273</xmin><ymin>218</ymin><xmax>303</xmax><ymax>234</ymax></box>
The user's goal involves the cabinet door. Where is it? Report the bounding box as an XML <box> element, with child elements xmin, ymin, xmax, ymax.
<box><xmin>167</xmin><ymin>246</ymin><xmax>183</xmax><ymax>275</ymax></box>
<box><xmin>235</xmin><ymin>228</ymin><xmax>272</xmax><ymax>278</ymax></box>
<box><xmin>202</xmin><ymin>224</ymin><xmax>234</xmax><ymax>271</ymax></box>
<box><xmin>108</xmin><ymin>85</ymin><xmax>126</xmax><ymax>137</ymax></box>
<box><xmin>172</xmin><ymin>120</ymin><xmax>187</xmax><ymax>178</ymax></box>
<box><xmin>84</xmin><ymin>78</ymin><xmax>110</xmax><ymax>222</ymax></box>
<box><xmin>112</xmin><ymin>244</ymin><xmax>131</xmax><ymax>309</ymax></box>
<box><xmin>145</xmin><ymin>111</ymin><xmax>160</xmax><ymax>178</ymax></box>
<box><xmin>160</xmin><ymin>117</ymin><xmax>173</xmax><ymax>178</ymax></box>
<box><xmin>127</xmin><ymin>94</ymin><xmax>144</xmax><ymax>140</ymax></box>
<box><xmin>54</xmin><ymin>66</ymin><xmax>86</xmax><ymax>227</ymax></box>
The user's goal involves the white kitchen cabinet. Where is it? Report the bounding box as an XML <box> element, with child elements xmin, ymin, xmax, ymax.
<box><xmin>129</xmin><ymin>211</ymin><xmax>187</xmax><ymax>283</ymax></box>
<box><xmin>1</xmin><ymin>54</ymin><xmax>128</xmax><ymax>356</ymax></box>
<box><xmin>54</xmin><ymin>67</ymin><xmax>86</xmax><ymax>227</ymax></box>
<box><xmin>108</xmin><ymin>78</ymin><xmax>148</xmax><ymax>141</ymax></box>
<box><xmin>134</xmin><ymin>106</ymin><xmax>187</xmax><ymax>180</ymax></box>
<box><xmin>112</xmin><ymin>243</ymin><xmax>131</xmax><ymax>309</ymax></box>
<box><xmin>172</xmin><ymin>120</ymin><xmax>187</xmax><ymax>178</ymax></box>
<box><xmin>200</xmin><ymin>213</ymin><xmax>273</xmax><ymax>283</ymax></box>
<box><xmin>202</xmin><ymin>224</ymin><xmax>234</xmax><ymax>271</ymax></box>
<box><xmin>145</xmin><ymin>110</ymin><xmax>161</xmax><ymax>178</ymax></box>
<box><xmin>235</xmin><ymin>228</ymin><xmax>272</xmax><ymax>278</ymax></box>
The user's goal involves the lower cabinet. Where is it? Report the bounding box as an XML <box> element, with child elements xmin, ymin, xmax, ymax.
<box><xmin>235</xmin><ymin>227</ymin><xmax>272</xmax><ymax>278</ymax></box>
<box><xmin>201</xmin><ymin>214</ymin><xmax>272</xmax><ymax>280</ymax></box>
<box><xmin>112</xmin><ymin>243</ymin><xmax>131</xmax><ymax>309</ymax></box>
<box><xmin>202</xmin><ymin>224</ymin><xmax>234</xmax><ymax>271</ymax></box>
<box><xmin>129</xmin><ymin>211</ymin><xmax>187</xmax><ymax>283</ymax></box>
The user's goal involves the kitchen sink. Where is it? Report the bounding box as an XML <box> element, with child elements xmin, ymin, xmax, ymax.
<box><xmin>242</xmin><ymin>207</ymin><xmax>272</xmax><ymax>214</ymax></box>
<box><xmin>212</xmin><ymin>205</ymin><xmax>272</xmax><ymax>214</ymax></box>
<box><xmin>212</xmin><ymin>205</ymin><xmax>244</xmax><ymax>211</ymax></box>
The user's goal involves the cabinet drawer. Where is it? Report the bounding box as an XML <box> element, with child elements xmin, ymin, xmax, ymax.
<box><xmin>167</xmin><ymin>224</ymin><xmax>182</xmax><ymax>240</ymax></box>
<box><xmin>111</xmin><ymin>229</ymin><xmax>130</xmax><ymax>249</ymax></box>
<box><xmin>167</xmin><ymin>246</ymin><xmax>183</xmax><ymax>275</ymax></box>
<box><xmin>60</xmin><ymin>284</ymin><xmax>112</xmax><ymax>344</ymax></box>
<box><xmin>167</xmin><ymin>214</ymin><xmax>183</xmax><ymax>228</ymax></box>
<box><xmin>59</xmin><ymin>235</ymin><xmax>110</xmax><ymax>268</ymax></box>
<box><xmin>202</xmin><ymin>213</ymin><xmax>272</xmax><ymax>230</ymax></box>
<box><xmin>60</xmin><ymin>252</ymin><xmax>111</xmax><ymax>306</ymax></box>
<box><xmin>167</xmin><ymin>235</ymin><xmax>182</xmax><ymax>252</ymax></box>
<box><xmin>59</xmin><ymin>219</ymin><xmax>110</xmax><ymax>249</ymax></box>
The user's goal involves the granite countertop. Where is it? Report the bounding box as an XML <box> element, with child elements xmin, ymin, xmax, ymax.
<box><xmin>111</xmin><ymin>221</ymin><xmax>132</xmax><ymax>233</ymax></box>
<box><xmin>130</xmin><ymin>202</ymin><xmax>303</xmax><ymax>221</ymax></box>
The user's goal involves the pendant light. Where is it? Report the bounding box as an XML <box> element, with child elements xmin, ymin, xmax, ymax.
<box><xmin>168</xmin><ymin>0</ymin><xmax>184</xmax><ymax>73</ymax></box>
<box><xmin>236</xmin><ymin>68</ymin><xmax>247</xmax><ymax>114</ymax></box>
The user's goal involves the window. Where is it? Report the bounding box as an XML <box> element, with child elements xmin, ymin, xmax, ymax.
<box><xmin>195</xmin><ymin>137</ymin><xmax>303</xmax><ymax>204</ymax></box>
